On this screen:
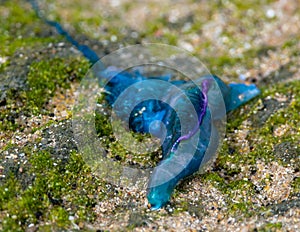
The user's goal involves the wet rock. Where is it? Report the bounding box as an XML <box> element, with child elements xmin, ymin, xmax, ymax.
<box><xmin>38</xmin><ymin>119</ymin><xmax>78</xmax><ymax>162</ymax></box>
<box><xmin>0</xmin><ymin>43</ymin><xmax>78</xmax><ymax>105</ymax></box>
<box><xmin>251</xmin><ymin>98</ymin><xmax>289</xmax><ymax>127</ymax></box>
<box><xmin>0</xmin><ymin>147</ymin><xmax>34</xmax><ymax>189</ymax></box>
<box><xmin>260</xmin><ymin>64</ymin><xmax>296</xmax><ymax>86</ymax></box>
<box><xmin>274</xmin><ymin>141</ymin><xmax>300</xmax><ymax>167</ymax></box>
<box><xmin>188</xmin><ymin>203</ymin><xmax>208</xmax><ymax>219</ymax></box>
<box><xmin>127</xmin><ymin>212</ymin><xmax>149</xmax><ymax>228</ymax></box>
<box><xmin>0</xmin><ymin>119</ymin><xmax>77</xmax><ymax>187</ymax></box>
<box><xmin>270</xmin><ymin>197</ymin><xmax>300</xmax><ymax>216</ymax></box>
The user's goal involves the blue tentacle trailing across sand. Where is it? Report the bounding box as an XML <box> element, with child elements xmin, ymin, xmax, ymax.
<box><xmin>28</xmin><ymin>0</ymin><xmax>260</xmax><ymax>209</ymax></box>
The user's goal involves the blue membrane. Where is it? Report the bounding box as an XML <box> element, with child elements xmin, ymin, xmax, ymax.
<box><xmin>28</xmin><ymin>0</ymin><xmax>260</xmax><ymax>209</ymax></box>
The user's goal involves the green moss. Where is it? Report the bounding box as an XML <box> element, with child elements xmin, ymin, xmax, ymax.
<box><xmin>0</xmin><ymin>36</ymin><xmax>58</xmax><ymax>58</ymax></box>
<box><xmin>0</xmin><ymin>57</ymin><xmax>89</xmax><ymax>132</ymax></box>
<box><xmin>212</xmin><ymin>78</ymin><xmax>299</xmax><ymax>208</ymax></box>
<box><xmin>0</xmin><ymin>0</ymin><xmax>59</xmax><ymax>57</ymax></box>
<box><xmin>164</xmin><ymin>32</ymin><xmax>178</xmax><ymax>46</ymax></box>
<box><xmin>231</xmin><ymin>0</ymin><xmax>275</xmax><ymax>12</ymax></box>
<box><xmin>258</xmin><ymin>222</ymin><xmax>282</xmax><ymax>232</ymax></box>
<box><xmin>0</xmin><ymin>176</ymin><xmax>22</xmax><ymax>211</ymax></box>
<box><xmin>244</xmin><ymin>45</ymin><xmax>277</xmax><ymax>59</ymax></box>
<box><xmin>26</xmin><ymin>57</ymin><xmax>89</xmax><ymax>112</ymax></box>
<box><xmin>48</xmin><ymin>206</ymin><xmax>70</xmax><ymax>228</ymax></box>
<box><xmin>95</xmin><ymin>112</ymin><xmax>113</xmax><ymax>138</ymax></box>
<box><xmin>1</xmin><ymin>1</ymin><xmax>37</xmax><ymax>30</ymax></box>
<box><xmin>202</xmin><ymin>172</ymin><xmax>256</xmax><ymax>216</ymax></box>
<box><xmin>0</xmin><ymin>150</ymin><xmax>107</xmax><ymax>230</ymax></box>
<box><xmin>206</xmin><ymin>55</ymin><xmax>244</xmax><ymax>74</ymax></box>
<box><xmin>0</xmin><ymin>0</ymin><xmax>91</xmax><ymax>132</ymax></box>
<box><xmin>209</xmin><ymin>79</ymin><xmax>300</xmax><ymax>216</ymax></box>
<box><xmin>0</xmin><ymin>115</ymin><xmax>19</xmax><ymax>132</ymax></box>
<box><xmin>228</xmin><ymin>202</ymin><xmax>253</xmax><ymax>215</ymax></box>
<box><xmin>202</xmin><ymin>172</ymin><xmax>226</xmax><ymax>189</ymax></box>
<box><xmin>253</xmin><ymin>81</ymin><xmax>300</xmax><ymax>149</ymax></box>
<box><xmin>95</xmin><ymin>101</ymin><xmax>162</xmax><ymax>168</ymax></box>
<box><xmin>0</xmin><ymin>59</ymin><xmax>9</xmax><ymax>73</ymax></box>
<box><xmin>225</xmin><ymin>180</ymin><xmax>256</xmax><ymax>216</ymax></box>
<box><xmin>1</xmin><ymin>0</ymin><xmax>299</xmax><ymax>229</ymax></box>
<box><xmin>291</xmin><ymin>177</ymin><xmax>300</xmax><ymax>195</ymax></box>
<box><xmin>143</xmin><ymin>18</ymin><xmax>164</xmax><ymax>35</ymax></box>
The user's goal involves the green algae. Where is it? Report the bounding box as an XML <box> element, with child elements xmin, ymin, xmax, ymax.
<box><xmin>258</xmin><ymin>222</ymin><xmax>283</xmax><ymax>232</ymax></box>
<box><xmin>172</xmin><ymin>78</ymin><xmax>299</xmax><ymax>218</ymax></box>
<box><xmin>95</xmin><ymin>109</ymin><xmax>162</xmax><ymax>168</ymax></box>
<box><xmin>291</xmin><ymin>177</ymin><xmax>300</xmax><ymax>196</ymax></box>
<box><xmin>0</xmin><ymin>0</ymin><xmax>93</xmax><ymax>132</ymax></box>
<box><xmin>1</xmin><ymin>0</ymin><xmax>300</xmax><ymax>230</ymax></box>
<box><xmin>0</xmin><ymin>0</ymin><xmax>90</xmax><ymax>132</ymax></box>
<box><xmin>0</xmin><ymin>57</ymin><xmax>90</xmax><ymax>131</ymax></box>
<box><xmin>0</xmin><ymin>0</ymin><xmax>58</xmax><ymax>57</ymax></box>
<box><xmin>0</xmin><ymin>150</ymin><xmax>106</xmax><ymax>231</ymax></box>
<box><xmin>26</xmin><ymin>58</ymin><xmax>89</xmax><ymax>112</ymax></box>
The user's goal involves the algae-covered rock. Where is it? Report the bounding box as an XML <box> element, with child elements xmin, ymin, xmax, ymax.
<box><xmin>1</xmin><ymin>0</ymin><xmax>299</xmax><ymax>231</ymax></box>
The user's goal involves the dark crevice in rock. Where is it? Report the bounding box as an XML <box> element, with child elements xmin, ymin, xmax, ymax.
<box><xmin>270</xmin><ymin>197</ymin><xmax>300</xmax><ymax>216</ymax></box>
<box><xmin>38</xmin><ymin>120</ymin><xmax>78</xmax><ymax>161</ymax></box>
<box><xmin>273</xmin><ymin>141</ymin><xmax>300</xmax><ymax>166</ymax></box>
<box><xmin>250</xmin><ymin>98</ymin><xmax>290</xmax><ymax>128</ymax></box>
<box><xmin>0</xmin><ymin>120</ymin><xmax>77</xmax><ymax>188</ymax></box>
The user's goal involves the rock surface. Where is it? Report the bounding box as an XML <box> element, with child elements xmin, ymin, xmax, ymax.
<box><xmin>0</xmin><ymin>0</ymin><xmax>299</xmax><ymax>231</ymax></box>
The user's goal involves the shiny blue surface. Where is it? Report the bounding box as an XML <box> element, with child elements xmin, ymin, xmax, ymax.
<box><xmin>29</xmin><ymin>0</ymin><xmax>261</xmax><ymax>209</ymax></box>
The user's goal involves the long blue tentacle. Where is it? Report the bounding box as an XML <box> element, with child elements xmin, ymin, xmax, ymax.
<box><xmin>28</xmin><ymin>0</ymin><xmax>101</xmax><ymax>65</ymax></box>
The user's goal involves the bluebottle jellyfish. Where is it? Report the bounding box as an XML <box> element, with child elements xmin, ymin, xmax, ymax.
<box><xmin>102</xmin><ymin>70</ymin><xmax>260</xmax><ymax>209</ymax></box>
<box><xmin>28</xmin><ymin>0</ymin><xmax>261</xmax><ymax>209</ymax></box>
